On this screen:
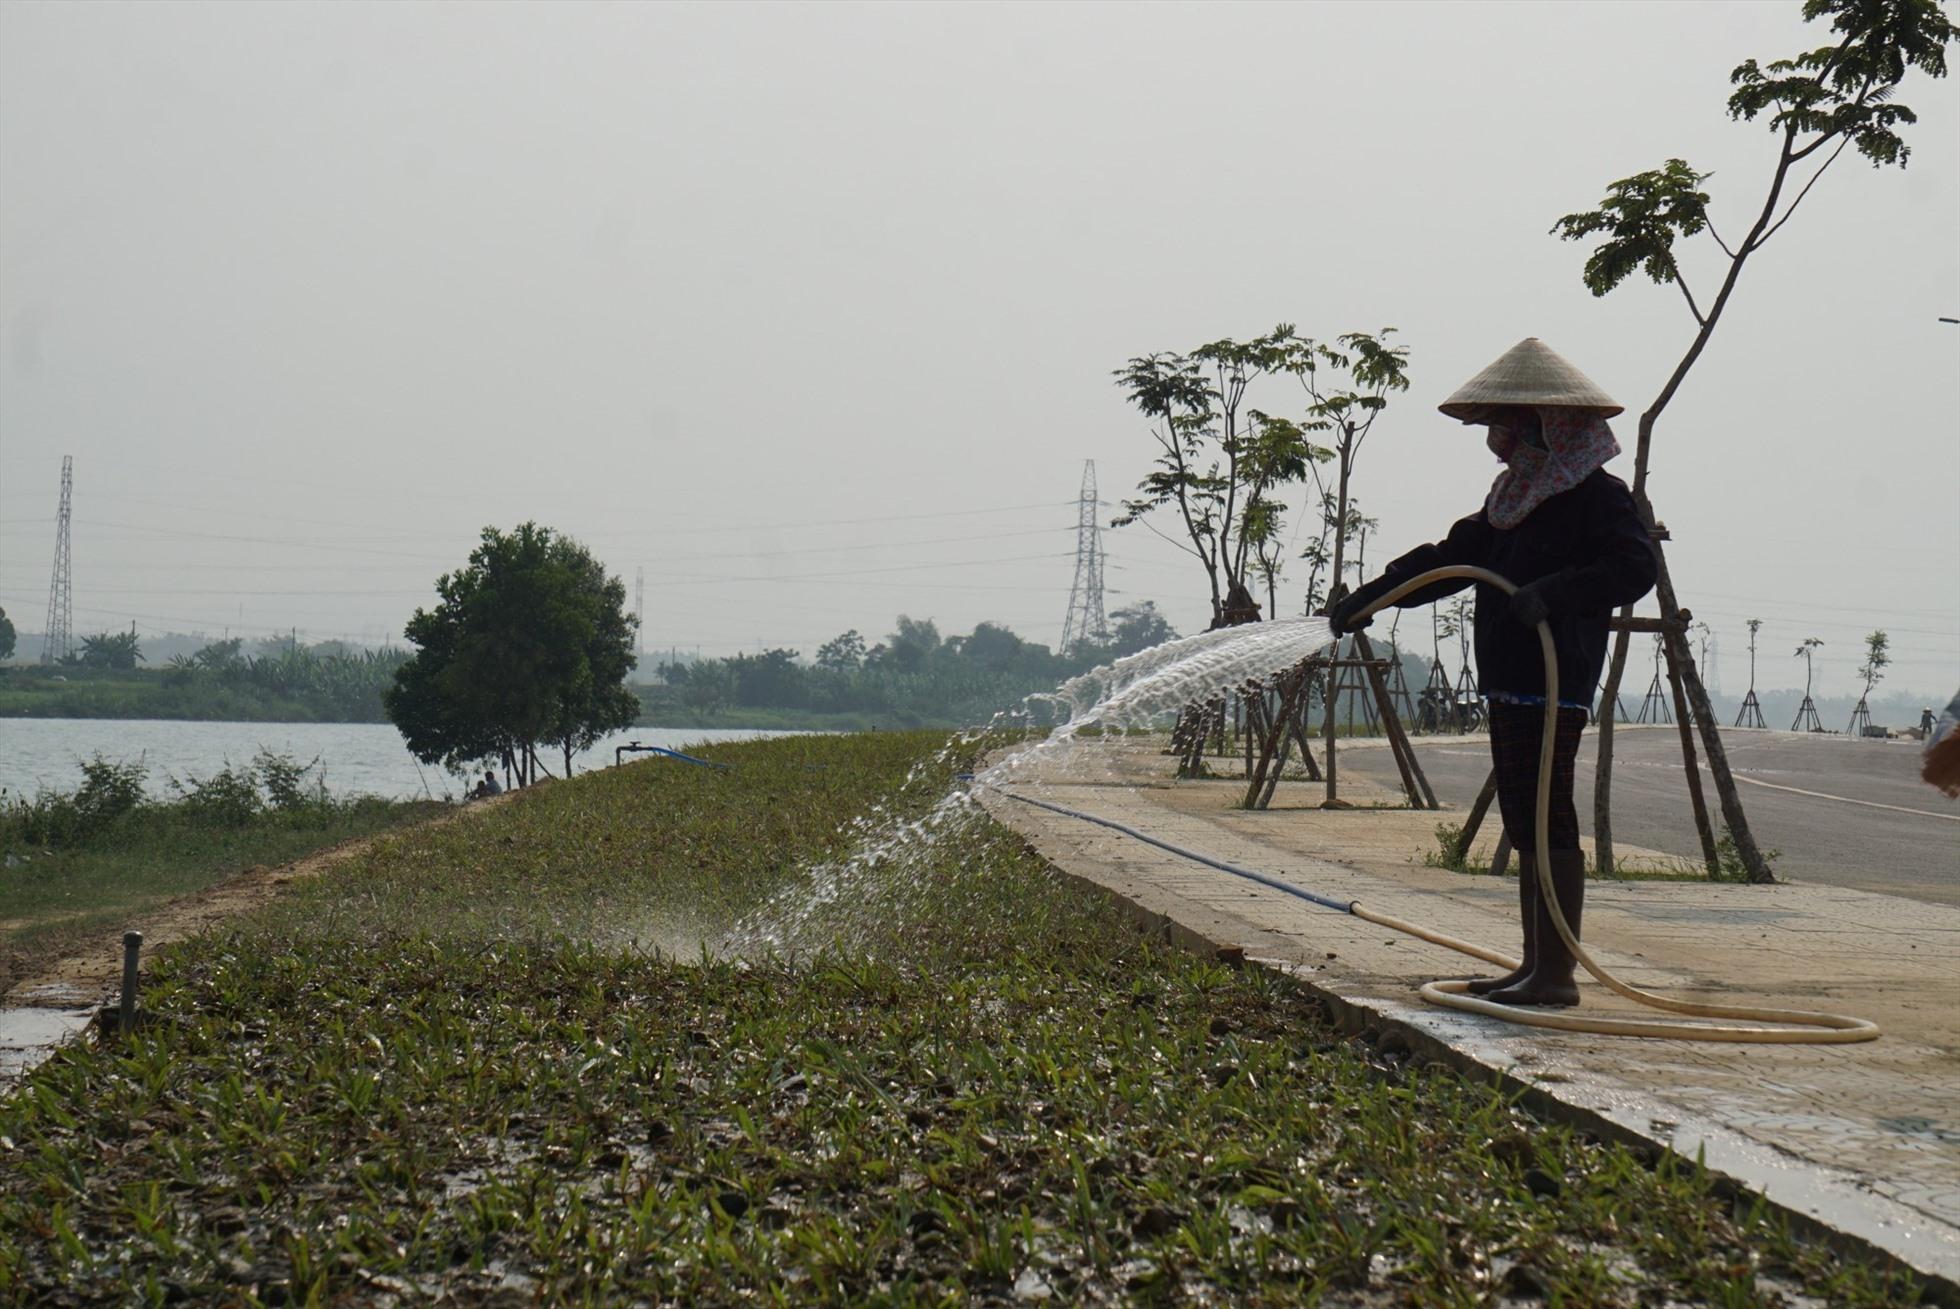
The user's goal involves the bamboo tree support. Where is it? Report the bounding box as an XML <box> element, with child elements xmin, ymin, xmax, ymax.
<box><xmin>1735</xmin><ymin>689</ymin><xmax>1767</xmax><ymax>729</ymax></box>
<box><xmin>1663</xmin><ymin>627</ymin><xmax>1723</xmax><ymax>877</ymax></box>
<box><xmin>1653</xmin><ymin>559</ymin><xmax>1771</xmax><ymax>881</ymax></box>
<box><xmin>1450</xmin><ymin>771</ymin><xmax>1500</xmax><ymax>866</ymax></box>
<box><xmin>1354</xmin><ymin>630</ymin><xmax>1437</xmax><ymax>810</ymax></box>
<box><xmin>1636</xmin><ymin>635</ymin><xmax>1674</xmax><ymax>724</ymax></box>
<box><xmin>1847</xmin><ymin>697</ymin><xmax>1873</xmax><ymax>737</ymax></box>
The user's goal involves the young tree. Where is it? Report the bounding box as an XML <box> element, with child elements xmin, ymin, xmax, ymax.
<box><xmin>1552</xmin><ymin>0</ymin><xmax>1954</xmax><ymax>879</ymax></box>
<box><xmin>0</xmin><ymin>606</ymin><xmax>14</xmax><ymax>662</ymax></box>
<box><xmin>1294</xmin><ymin>332</ymin><xmax>1409</xmax><ymax>801</ymax></box>
<box><xmin>1113</xmin><ymin>327</ymin><xmax>1326</xmax><ymax>625</ymax></box>
<box><xmin>1848</xmin><ymin>628</ymin><xmax>1891</xmax><ymax>733</ymax></box>
<box><xmin>815</xmin><ymin>630</ymin><xmax>867</xmax><ymax>671</ymax></box>
<box><xmin>1857</xmin><ymin>629</ymin><xmax>1891</xmax><ymax>697</ymax></box>
<box><xmin>1796</xmin><ymin>636</ymin><xmax>1824</xmax><ymax>699</ymax></box>
<box><xmin>386</xmin><ymin>523</ymin><xmax>639</xmax><ymax>785</ymax></box>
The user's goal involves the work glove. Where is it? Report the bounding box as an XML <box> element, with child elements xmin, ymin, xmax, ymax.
<box><xmin>1327</xmin><ymin>588</ymin><xmax>1377</xmax><ymax>637</ymax></box>
<box><xmin>1509</xmin><ymin>579</ymin><xmax>1555</xmax><ymax>628</ymax></box>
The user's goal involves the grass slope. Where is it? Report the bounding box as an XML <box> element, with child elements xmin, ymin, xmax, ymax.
<box><xmin>0</xmin><ymin>733</ymin><xmax>1924</xmax><ymax>1306</ymax></box>
<box><xmin>1</xmin><ymin>796</ymin><xmax>440</xmax><ymax>994</ymax></box>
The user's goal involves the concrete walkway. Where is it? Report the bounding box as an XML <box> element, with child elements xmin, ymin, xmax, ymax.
<box><xmin>982</xmin><ymin>740</ymin><xmax>1960</xmax><ymax>1291</ymax></box>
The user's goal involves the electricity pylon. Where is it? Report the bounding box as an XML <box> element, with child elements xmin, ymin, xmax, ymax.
<box><xmin>1059</xmin><ymin>460</ymin><xmax>1108</xmax><ymax>654</ymax></box>
<box><xmin>634</xmin><ymin>567</ymin><xmax>646</xmax><ymax>659</ymax></box>
<box><xmin>41</xmin><ymin>456</ymin><xmax>74</xmax><ymax>665</ymax></box>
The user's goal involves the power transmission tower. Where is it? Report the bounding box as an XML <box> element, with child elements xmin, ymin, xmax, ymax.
<box><xmin>634</xmin><ymin>567</ymin><xmax>646</xmax><ymax>658</ymax></box>
<box><xmin>41</xmin><ymin>456</ymin><xmax>74</xmax><ymax>665</ymax></box>
<box><xmin>1059</xmin><ymin>460</ymin><xmax>1108</xmax><ymax>654</ymax></box>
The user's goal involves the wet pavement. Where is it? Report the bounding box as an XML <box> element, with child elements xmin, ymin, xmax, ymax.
<box><xmin>983</xmin><ymin>741</ymin><xmax>1960</xmax><ymax>1290</ymax></box>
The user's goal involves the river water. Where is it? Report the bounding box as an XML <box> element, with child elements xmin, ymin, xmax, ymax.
<box><xmin>0</xmin><ymin>719</ymin><xmax>807</xmax><ymax>802</ymax></box>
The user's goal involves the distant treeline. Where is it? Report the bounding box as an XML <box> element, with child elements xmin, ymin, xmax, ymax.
<box><xmin>0</xmin><ymin>637</ymin><xmax>408</xmax><ymax>722</ymax></box>
<box><xmin>639</xmin><ymin>607</ymin><xmax>1178</xmax><ymax>729</ymax></box>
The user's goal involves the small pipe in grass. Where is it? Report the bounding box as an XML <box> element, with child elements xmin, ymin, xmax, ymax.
<box><xmin>119</xmin><ymin>931</ymin><xmax>142</xmax><ymax>1034</ymax></box>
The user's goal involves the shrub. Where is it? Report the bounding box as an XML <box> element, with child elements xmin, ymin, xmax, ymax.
<box><xmin>253</xmin><ymin>750</ymin><xmax>321</xmax><ymax>813</ymax></box>
<box><xmin>74</xmin><ymin>754</ymin><xmax>147</xmax><ymax>825</ymax></box>
<box><xmin>173</xmin><ymin>763</ymin><xmax>263</xmax><ymax>827</ymax></box>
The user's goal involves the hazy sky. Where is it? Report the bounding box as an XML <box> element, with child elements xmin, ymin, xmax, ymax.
<box><xmin>2</xmin><ymin>1</ymin><xmax>1955</xmax><ymax>698</ymax></box>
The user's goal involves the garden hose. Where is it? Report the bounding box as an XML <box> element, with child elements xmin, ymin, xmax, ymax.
<box><xmin>997</xmin><ymin>565</ymin><xmax>1879</xmax><ymax>1044</ymax></box>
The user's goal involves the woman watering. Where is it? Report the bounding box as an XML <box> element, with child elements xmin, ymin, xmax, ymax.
<box><xmin>1329</xmin><ymin>339</ymin><xmax>1658</xmax><ymax>1007</ymax></box>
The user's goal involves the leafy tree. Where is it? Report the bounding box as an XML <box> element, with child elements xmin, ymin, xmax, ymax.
<box><xmin>0</xmin><ymin>606</ymin><xmax>14</xmax><ymax>662</ymax></box>
<box><xmin>881</xmin><ymin>616</ymin><xmax>942</xmax><ymax>673</ymax></box>
<box><xmin>1551</xmin><ymin>0</ymin><xmax>1954</xmax><ymax>881</ymax></box>
<box><xmin>1292</xmin><ymin>332</ymin><xmax>1408</xmax><ymax>615</ymax></box>
<box><xmin>1113</xmin><ymin>328</ymin><xmax>1330</xmax><ymax>625</ymax></box>
<box><xmin>1795</xmin><ymin>636</ymin><xmax>1825</xmax><ymax>700</ymax></box>
<box><xmin>815</xmin><ymin>629</ymin><xmax>867</xmax><ymax>671</ymax></box>
<box><xmin>1106</xmin><ymin>602</ymin><xmax>1177</xmax><ymax>658</ymax></box>
<box><xmin>1856</xmin><ymin>629</ymin><xmax>1890</xmax><ymax>698</ymax></box>
<box><xmin>959</xmin><ymin>622</ymin><xmax>1026</xmax><ymax>671</ymax></box>
<box><xmin>385</xmin><ymin>523</ymin><xmax>639</xmax><ymax>785</ymax></box>
<box><xmin>731</xmin><ymin>649</ymin><xmax>805</xmax><ymax>707</ymax></box>
<box><xmin>76</xmin><ymin>630</ymin><xmax>144</xmax><ymax>670</ymax></box>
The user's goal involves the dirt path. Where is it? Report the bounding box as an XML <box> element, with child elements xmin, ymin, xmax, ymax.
<box><xmin>3</xmin><ymin>795</ymin><xmax>510</xmax><ymax>1008</ymax></box>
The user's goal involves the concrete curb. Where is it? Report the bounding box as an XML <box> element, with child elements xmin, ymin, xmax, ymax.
<box><xmin>1014</xmin><ymin>833</ymin><xmax>1960</xmax><ymax>1306</ymax></box>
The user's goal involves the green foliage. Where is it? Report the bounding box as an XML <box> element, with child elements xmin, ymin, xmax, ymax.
<box><xmin>0</xmin><ymin>734</ymin><xmax>1923</xmax><ymax>1305</ymax></box>
<box><xmin>814</xmin><ymin>628</ymin><xmax>867</xmax><ymax>671</ymax></box>
<box><xmin>74</xmin><ymin>755</ymin><xmax>147</xmax><ymax>826</ymax></box>
<box><xmin>1714</xmin><ymin>832</ymin><xmax>1781</xmax><ymax>883</ymax></box>
<box><xmin>73</xmin><ymin>629</ymin><xmax>144</xmax><ymax>670</ymax></box>
<box><xmin>0</xmin><ymin>755</ymin><xmax>433</xmax><ymax>985</ymax></box>
<box><xmin>1858</xmin><ymin>628</ymin><xmax>1891</xmax><ymax>694</ymax></box>
<box><xmin>386</xmin><ymin>523</ymin><xmax>639</xmax><ymax>777</ymax></box>
<box><xmin>1555</xmin><ymin>0</ymin><xmax>1954</xmax><ymax>313</ymax></box>
<box><xmin>1423</xmin><ymin>820</ymin><xmax>1475</xmax><ymax>872</ymax></box>
<box><xmin>1113</xmin><ymin>326</ymin><xmax>1412</xmax><ymax>622</ymax></box>
<box><xmin>0</xmin><ymin>605</ymin><xmax>14</xmax><ymax>662</ymax></box>
<box><xmin>171</xmin><ymin>763</ymin><xmax>265</xmax><ymax>827</ymax></box>
<box><xmin>1551</xmin><ymin>159</ymin><xmax>1713</xmax><ymax>297</ymax></box>
<box><xmin>1114</xmin><ymin>326</ymin><xmax>1339</xmax><ymax>622</ymax></box>
<box><xmin>1728</xmin><ymin>0</ymin><xmax>1956</xmax><ymax>167</ymax></box>
<box><xmin>641</xmin><ymin>608</ymin><xmax>1181</xmax><ymax>728</ymax></box>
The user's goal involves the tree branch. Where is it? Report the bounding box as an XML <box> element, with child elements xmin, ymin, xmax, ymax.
<box><xmin>1754</xmin><ymin>134</ymin><xmax>1852</xmax><ymax>249</ymax></box>
<box><xmin>1703</xmin><ymin>212</ymin><xmax>1737</xmax><ymax>260</ymax></box>
<box><xmin>1674</xmin><ymin>269</ymin><xmax>1707</xmax><ymax>326</ymax></box>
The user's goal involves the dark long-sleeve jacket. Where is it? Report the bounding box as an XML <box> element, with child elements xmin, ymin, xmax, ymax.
<box><xmin>1356</xmin><ymin>469</ymin><xmax>1658</xmax><ymax>705</ymax></box>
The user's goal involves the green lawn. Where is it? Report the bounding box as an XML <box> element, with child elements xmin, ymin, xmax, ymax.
<box><xmin>0</xmin><ymin>732</ymin><xmax>1923</xmax><ymax>1306</ymax></box>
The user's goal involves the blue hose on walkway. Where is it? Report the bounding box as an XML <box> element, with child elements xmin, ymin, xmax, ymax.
<box><xmin>996</xmin><ymin>788</ymin><xmax>1355</xmax><ymax>913</ymax></box>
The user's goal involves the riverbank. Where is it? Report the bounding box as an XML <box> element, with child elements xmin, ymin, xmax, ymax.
<box><xmin>0</xmin><ymin>671</ymin><xmax>912</xmax><ymax>733</ymax></box>
<box><xmin>0</xmin><ymin>753</ymin><xmax>442</xmax><ymax>992</ymax></box>
<box><xmin>0</xmin><ymin>731</ymin><xmax>1922</xmax><ymax>1305</ymax></box>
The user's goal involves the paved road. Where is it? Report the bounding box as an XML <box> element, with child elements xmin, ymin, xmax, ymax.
<box><xmin>1339</xmin><ymin>725</ymin><xmax>1960</xmax><ymax>905</ymax></box>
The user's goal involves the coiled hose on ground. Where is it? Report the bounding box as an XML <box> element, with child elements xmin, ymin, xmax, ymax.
<box><xmin>998</xmin><ymin>565</ymin><xmax>1879</xmax><ymax>1044</ymax></box>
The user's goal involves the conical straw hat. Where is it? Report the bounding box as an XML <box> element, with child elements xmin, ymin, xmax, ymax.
<box><xmin>1438</xmin><ymin>337</ymin><xmax>1622</xmax><ymax>419</ymax></box>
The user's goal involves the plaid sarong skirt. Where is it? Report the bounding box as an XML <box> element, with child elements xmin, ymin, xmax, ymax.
<box><xmin>1487</xmin><ymin>700</ymin><xmax>1588</xmax><ymax>853</ymax></box>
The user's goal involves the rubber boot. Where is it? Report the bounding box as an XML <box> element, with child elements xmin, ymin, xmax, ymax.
<box><xmin>1466</xmin><ymin>853</ymin><xmax>1536</xmax><ymax>995</ymax></box>
<box><xmin>1488</xmin><ymin>849</ymin><xmax>1585</xmax><ymax>1008</ymax></box>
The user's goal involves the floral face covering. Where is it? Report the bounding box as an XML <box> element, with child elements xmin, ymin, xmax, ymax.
<box><xmin>1483</xmin><ymin>408</ymin><xmax>1622</xmax><ymax>529</ymax></box>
